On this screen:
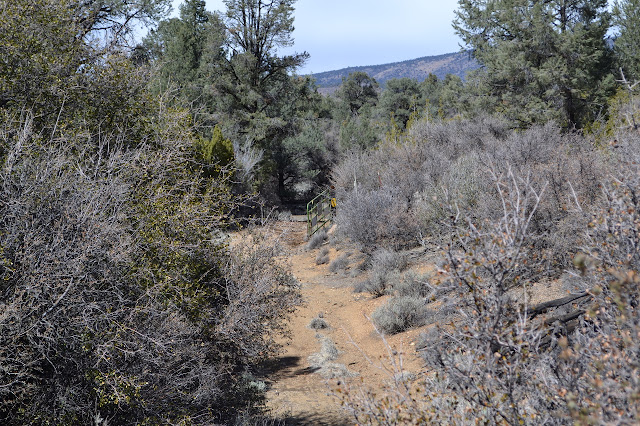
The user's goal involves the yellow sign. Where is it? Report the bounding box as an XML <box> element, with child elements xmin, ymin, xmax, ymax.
<box><xmin>330</xmin><ymin>198</ymin><xmax>337</xmax><ymax>208</ymax></box>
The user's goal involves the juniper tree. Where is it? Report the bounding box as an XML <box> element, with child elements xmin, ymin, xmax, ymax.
<box><xmin>613</xmin><ymin>0</ymin><xmax>640</xmax><ymax>81</ymax></box>
<box><xmin>378</xmin><ymin>77</ymin><xmax>423</xmax><ymax>128</ymax></box>
<box><xmin>337</xmin><ymin>71</ymin><xmax>380</xmax><ymax>117</ymax></box>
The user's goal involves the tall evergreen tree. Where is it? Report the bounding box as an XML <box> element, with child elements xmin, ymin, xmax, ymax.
<box><xmin>212</xmin><ymin>0</ymin><xmax>320</xmax><ymax>198</ymax></box>
<box><xmin>215</xmin><ymin>0</ymin><xmax>309</xmax><ymax>122</ymax></box>
<box><xmin>145</xmin><ymin>0</ymin><xmax>322</xmax><ymax>198</ymax></box>
<box><xmin>419</xmin><ymin>73</ymin><xmax>443</xmax><ymax>119</ymax></box>
<box><xmin>454</xmin><ymin>0</ymin><xmax>615</xmax><ymax>128</ymax></box>
<box><xmin>144</xmin><ymin>0</ymin><xmax>224</xmax><ymax>104</ymax></box>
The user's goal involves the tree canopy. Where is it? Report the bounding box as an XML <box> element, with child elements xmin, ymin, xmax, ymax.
<box><xmin>613</xmin><ymin>0</ymin><xmax>640</xmax><ymax>80</ymax></box>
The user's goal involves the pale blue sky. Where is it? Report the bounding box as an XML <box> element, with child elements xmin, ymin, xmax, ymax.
<box><xmin>170</xmin><ymin>0</ymin><xmax>463</xmax><ymax>74</ymax></box>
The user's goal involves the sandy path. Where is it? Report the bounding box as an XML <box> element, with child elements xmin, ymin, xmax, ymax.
<box><xmin>257</xmin><ymin>222</ymin><xmax>428</xmax><ymax>425</ymax></box>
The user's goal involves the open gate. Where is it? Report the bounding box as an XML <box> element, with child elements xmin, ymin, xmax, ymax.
<box><xmin>306</xmin><ymin>189</ymin><xmax>335</xmax><ymax>237</ymax></box>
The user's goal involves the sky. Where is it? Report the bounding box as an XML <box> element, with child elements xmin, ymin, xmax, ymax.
<box><xmin>170</xmin><ymin>0</ymin><xmax>464</xmax><ymax>75</ymax></box>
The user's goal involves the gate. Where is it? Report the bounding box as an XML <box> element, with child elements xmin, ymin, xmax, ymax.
<box><xmin>306</xmin><ymin>189</ymin><xmax>335</xmax><ymax>237</ymax></box>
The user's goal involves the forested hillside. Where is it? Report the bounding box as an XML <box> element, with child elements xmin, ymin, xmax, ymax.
<box><xmin>310</xmin><ymin>51</ymin><xmax>479</xmax><ymax>93</ymax></box>
<box><xmin>1</xmin><ymin>0</ymin><xmax>640</xmax><ymax>424</ymax></box>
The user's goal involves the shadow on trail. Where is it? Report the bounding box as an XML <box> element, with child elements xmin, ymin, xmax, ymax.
<box><xmin>258</xmin><ymin>355</ymin><xmax>321</xmax><ymax>379</ymax></box>
<box><xmin>282</xmin><ymin>412</ymin><xmax>353</xmax><ymax>425</ymax></box>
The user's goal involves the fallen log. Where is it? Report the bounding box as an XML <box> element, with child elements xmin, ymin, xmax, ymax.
<box><xmin>529</xmin><ymin>291</ymin><xmax>592</xmax><ymax>319</ymax></box>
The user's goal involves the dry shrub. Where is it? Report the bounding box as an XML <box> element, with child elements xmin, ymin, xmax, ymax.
<box><xmin>371</xmin><ymin>296</ymin><xmax>428</xmax><ymax>335</ymax></box>
<box><xmin>392</xmin><ymin>271</ymin><xmax>433</xmax><ymax>298</ymax></box>
<box><xmin>317</xmin><ymin>362</ymin><xmax>359</xmax><ymax>379</ymax></box>
<box><xmin>315</xmin><ymin>246</ymin><xmax>330</xmax><ymax>265</ymax></box>
<box><xmin>306</xmin><ymin>228</ymin><xmax>328</xmax><ymax>250</ymax></box>
<box><xmin>307</xmin><ymin>336</ymin><xmax>357</xmax><ymax>379</ymax></box>
<box><xmin>0</xmin><ymin>115</ymin><xmax>301</xmax><ymax>424</ymax></box>
<box><xmin>371</xmin><ymin>248</ymin><xmax>408</xmax><ymax>272</ymax></box>
<box><xmin>308</xmin><ymin>336</ymin><xmax>340</xmax><ymax>366</ymax></box>
<box><xmin>335</xmin><ymin>188</ymin><xmax>417</xmax><ymax>250</ymax></box>
<box><xmin>309</xmin><ymin>317</ymin><xmax>329</xmax><ymax>330</ymax></box>
<box><xmin>341</xmin><ymin>167</ymin><xmax>555</xmax><ymax>423</ymax></box>
<box><xmin>340</xmin><ymin>155</ymin><xmax>640</xmax><ymax>423</ymax></box>
<box><xmin>329</xmin><ymin>253</ymin><xmax>350</xmax><ymax>273</ymax></box>
<box><xmin>354</xmin><ymin>249</ymin><xmax>407</xmax><ymax>296</ymax></box>
<box><xmin>334</xmin><ymin>116</ymin><xmax>606</xmax><ymax>275</ymax></box>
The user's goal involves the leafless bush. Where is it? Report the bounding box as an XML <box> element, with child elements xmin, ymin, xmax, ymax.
<box><xmin>344</xmin><ymin>161</ymin><xmax>640</xmax><ymax>423</ymax></box>
<box><xmin>406</xmin><ymin>114</ymin><xmax>510</xmax><ymax>153</ymax></box>
<box><xmin>555</xmin><ymin>143</ymin><xmax>640</xmax><ymax>422</ymax></box>
<box><xmin>234</xmin><ymin>137</ymin><xmax>264</xmax><ymax>183</ymax></box>
<box><xmin>342</xmin><ymin>166</ymin><xmax>558</xmax><ymax>423</ymax></box>
<box><xmin>334</xmin><ymin>116</ymin><xmax>606</xmax><ymax>274</ymax></box>
<box><xmin>335</xmin><ymin>188</ymin><xmax>417</xmax><ymax>250</ymax></box>
<box><xmin>218</xmin><ymin>234</ymin><xmax>302</xmax><ymax>363</ymax></box>
<box><xmin>334</xmin><ymin>118</ymin><xmax>637</xmax><ymax>423</ymax></box>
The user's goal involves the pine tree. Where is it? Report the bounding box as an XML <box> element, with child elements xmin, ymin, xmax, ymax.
<box><xmin>454</xmin><ymin>0</ymin><xmax>615</xmax><ymax>128</ymax></box>
<box><xmin>144</xmin><ymin>0</ymin><xmax>223</xmax><ymax>103</ymax></box>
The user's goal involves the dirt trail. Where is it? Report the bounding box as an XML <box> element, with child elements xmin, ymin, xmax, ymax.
<box><xmin>250</xmin><ymin>220</ymin><xmax>568</xmax><ymax>425</ymax></box>
<box><xmin>256</xmin><ymin>221</ymin><xmax>430</xmax><ymax>425</ymax></box>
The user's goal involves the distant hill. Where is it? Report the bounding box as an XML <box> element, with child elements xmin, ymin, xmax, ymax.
<box><xmin>308</xmin><ymin>51</ymin><xmax>479</xmax><ymax>94</ymax></box>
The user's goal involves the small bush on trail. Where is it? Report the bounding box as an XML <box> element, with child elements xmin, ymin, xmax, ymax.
<box><xmin>308</xmin><ymin>336</ymin><xmax>357</xmax><ymax>379</ymax></box>
<box><xmin>329</xmin><ymin>253</ymin><xmax>350</xmax><ymax>273</ymax></box>
<box><xmin>371</xmin><ymin>248</ymin><xmax>408</xmax><ymax>272</ymax></box>
<box><xmin>318</xmin><ymin>362</ymin><xmax>359</xmax><ymax>379</ymax></box>
<box><xmin>354</xmin><ymin>249</ymin><xmax>407</xmax><ymax>296</ymax></box>
<box><xmin>308</xmin><ymin>336</ymin><xmax>340</xmax><ymax>368</ymax></box>
<box><xmin>306</xmin><ymin>229</ymin><xmax>327</xmax><ymax>250</ymax></box>
<box><xmin>315</xmin><ymin>247</ymin><xmax>330</xmax><ymax>265</ymax></box>
<box><xmin>392</xmin><ymin>271</ymin><xmax>433</xmax><ymax>298</ymax></box>
<box><xmin>309</xmin><ymin>317</ymin><xmax>329</xmax><ymax>330</ymax></box>
<box><xmin>371</xmin><ymin>296</ymin><xmax>427</xmax><ymax>334</ymax></box>
<box><xmin>354</xmin><ymin>270</ymin><xmax>402</xmax><ymax>296</ymax></box>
